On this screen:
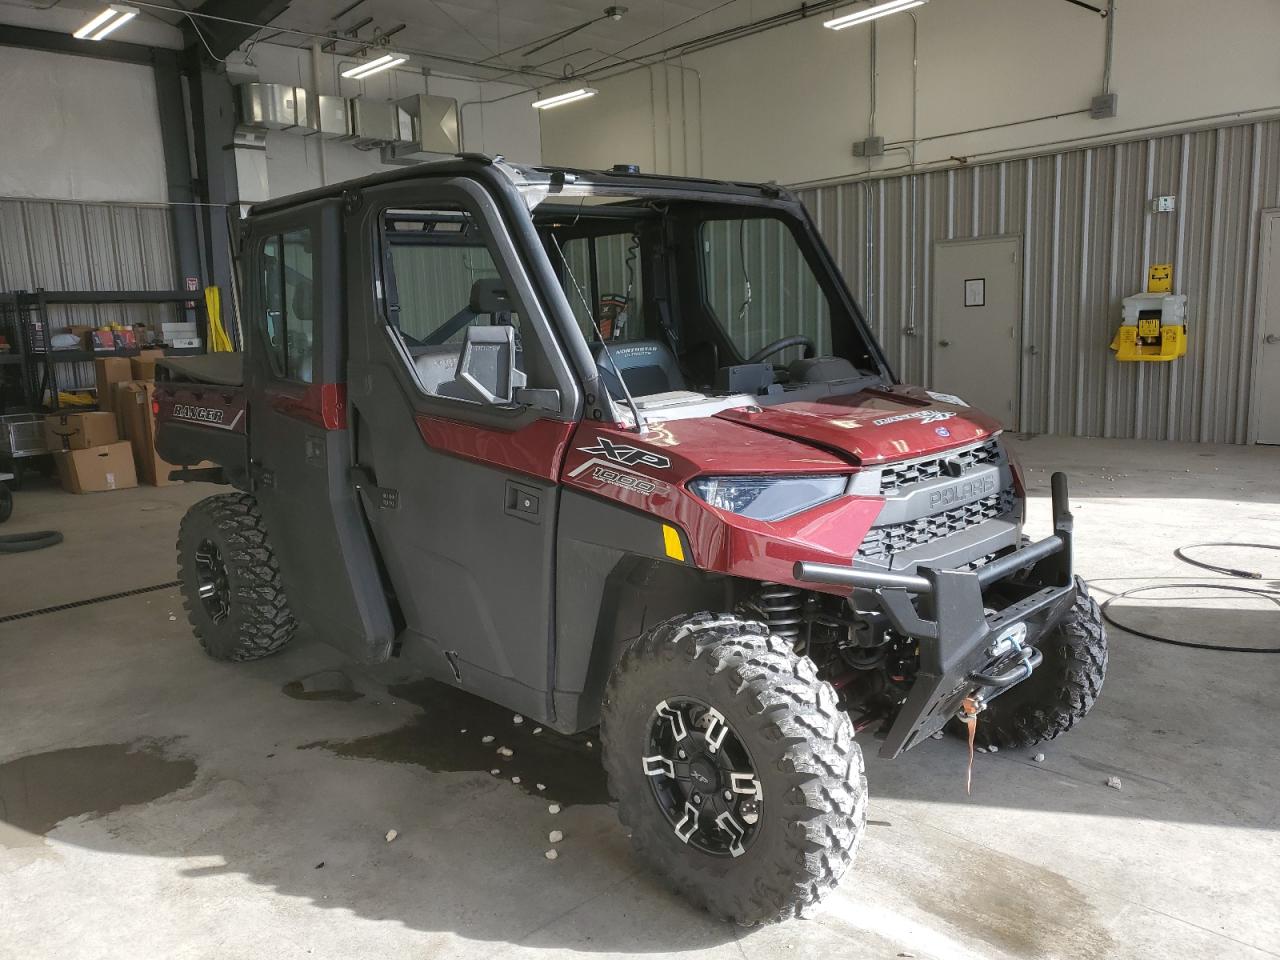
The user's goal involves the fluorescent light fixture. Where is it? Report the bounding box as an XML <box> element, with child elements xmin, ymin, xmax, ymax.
<box><xmin>341</xmin><ymin>53</ymin><xmax>408</xmax><ymax>80</ymax></box>
<box><xmin>73</xmin><ymin>4</ymin><xmax>139</xmax><ymax>40</ymax></box>
<box><xmin>530</xmin><ymin>87</ymin><xmax>598</xmax><ymax>110</ymax></box>
<box><xmin>824</xmin><ymin>0</ymin><xmax>927</xmax><ymax>30</ymax></box>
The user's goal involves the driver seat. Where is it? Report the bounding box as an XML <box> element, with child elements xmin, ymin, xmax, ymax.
<box><xmin>590</xmin><ymin>340</ymin><xmax>687</xmax><ymax>399</ymax></box>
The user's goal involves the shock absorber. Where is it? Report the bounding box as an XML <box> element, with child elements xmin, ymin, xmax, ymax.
<box><xmin>754</xmin><ymin>583</ymin><xmax>803</xmax><ymax>639</ymax></box>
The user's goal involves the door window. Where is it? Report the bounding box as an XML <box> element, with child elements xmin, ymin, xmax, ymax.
<box><xmin>259</xmin><ymin>227</ymin><xmax>315</xmax><ymax>383</ymax></box>
<box><xmin>381</xmin><ymin>207</ymin><xmax>547</xmax><ymax>403</ymax></box>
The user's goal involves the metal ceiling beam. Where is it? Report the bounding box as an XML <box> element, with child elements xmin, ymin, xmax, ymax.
<box><xmin>0</xmin><ymin>23</ymin><xmax>166</xmax><ymax>66</ymax></box>
<box><xmin>182</xmin><ymin>0</ymin><xmax>293</xmax><ymax>60</ymax></box>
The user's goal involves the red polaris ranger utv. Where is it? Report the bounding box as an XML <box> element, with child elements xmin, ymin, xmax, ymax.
<box><xmin>156</xmin><ymin>156</ymin><xmax>1106</xmax><ymax>925</ymax></box>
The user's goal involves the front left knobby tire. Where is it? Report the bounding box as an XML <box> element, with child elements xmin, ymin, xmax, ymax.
<box><xmin>601</xmin><ymin>613</ymin><xmax>867</xmax><ymax>926</ymax></box>
<box><xmin>177</xmin><ymin>492</ymin><xmax>297</xmax><ymax>662</ymax></box>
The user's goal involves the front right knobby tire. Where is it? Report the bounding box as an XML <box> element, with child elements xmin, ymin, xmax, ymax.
<box><xmin>601</xmin><ymin>613</ymin><xmax>867</xmax><ymax>926</ymax></box>
<box><xmin>177</xmin><ymin>492</ymin><xmax>297</xmax><ymax>662</ymax></box>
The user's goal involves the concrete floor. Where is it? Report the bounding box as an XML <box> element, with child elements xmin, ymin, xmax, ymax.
<box><xmin>1</xmin><ymin>434</ymin><xmax>1278</xmax><ymax>960</ymax></box>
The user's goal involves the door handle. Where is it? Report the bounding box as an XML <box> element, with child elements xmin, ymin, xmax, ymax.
<box><xmin>1266</xmin><ymin>334</ymin><xmax>1280</xmax><ymax>345</ymax></box>
<box><xmin>505</xmin><ymin>480</ymin><xmax>542</xmax><ymax>523</ymax></box>
<box><xmin>938</xmin><ymin>339</ymin><xmax>951</xmax><ymax>347</ymax></box>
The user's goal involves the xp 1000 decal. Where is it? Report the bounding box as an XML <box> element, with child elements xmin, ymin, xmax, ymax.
<box><xmin>569</xmin><ymin>437</ymin><xmax>671</xmax><ymax>498</ymax></box>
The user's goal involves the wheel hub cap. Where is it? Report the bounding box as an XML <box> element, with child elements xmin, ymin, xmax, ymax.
<box><xmin>641</xmin><ymin>697</ymin><xmax>762</xmax><ymax>858</ymax></box>
<box><xmin>193</xmin><ymin>538</ymin><xmax>231</xmax><ymax>624</ymax></box>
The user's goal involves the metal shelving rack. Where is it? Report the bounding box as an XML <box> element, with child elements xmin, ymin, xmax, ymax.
<box><xmin>0</xmin><ymin>292</ymin><xmax>36</xmax><ymax>414</ymax></box>
<box><xmin>17</xmin><ymin>288</ymin><xmax>209</xmax><ymax>411</ymax></box>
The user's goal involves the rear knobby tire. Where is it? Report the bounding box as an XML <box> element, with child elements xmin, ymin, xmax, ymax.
<box><xmin>601</xmin><ymin>613</ymin><xmax>867</xmax><ymax>926</ymax></box>
<box><xmin>972</xmin><ymin>576</ymin><xmax>1107</xmax><ymax>749</ymax></box>
<box><xmin>177</xmin><ymin>492</ymin><xmax>296</xmax><ymax>662</ymax></box>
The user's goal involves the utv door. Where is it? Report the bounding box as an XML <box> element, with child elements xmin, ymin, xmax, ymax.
<box><xmin>243</xmin><ymin>200</ymin><xmax>395</xmax><ymax>661</ymax></box>
<box><xmin>345</xmin><ymin>177</ymin><xmax>581</xmax><ymax>721</ymax></box>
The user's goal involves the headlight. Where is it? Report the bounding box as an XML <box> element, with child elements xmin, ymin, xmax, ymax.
<box><xmin>688</xmin><ymin>474</ymin><xmax>848</xmax><ymax>521</ymax></box>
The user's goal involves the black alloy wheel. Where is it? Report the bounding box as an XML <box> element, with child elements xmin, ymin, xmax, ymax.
<box><xmin>193</xmin><ymin>538</ymin><xmax>231</xmax><ymax>624</ymax></box>
<box><xmin>643</xmin><ymin>696</ymin><xmax>762</xmax><ymax>858</ymax></box>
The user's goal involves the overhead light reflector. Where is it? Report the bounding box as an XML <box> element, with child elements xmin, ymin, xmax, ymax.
<box><xmin>531</xmin><ymin>87</ymin><xmax>598</xmax><ymax>110</ymax></box>
<box><xmin>824</xmin><ymin>0</ymin><xmax>927</xmax><ymax>30</ymax></box>
<box><xmin>73</xmin><ymin>4</ymin><xmax>139</xmax><ymax>40</ymax></box>
<box><xmin>341</xmin><ymin>53</ymin><xmax>408</xmax><ymax>80</ymax></box>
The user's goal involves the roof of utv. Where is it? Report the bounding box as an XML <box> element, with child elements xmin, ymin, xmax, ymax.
<box><xmin>248</xmin><ymin>154</ymin><xmax>793</xmax><ymax>217</ymax></box>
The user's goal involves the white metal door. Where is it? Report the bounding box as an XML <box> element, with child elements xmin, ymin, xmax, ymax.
<box><xmin>1254</xmin><ymin>211</ymin><xmax>1280</xmax><ymax>445</ymax></box>
<box><xmin>932</xmin><ymin>238</ymin><xmax>1021</xmax><ymax>426</ymax></box>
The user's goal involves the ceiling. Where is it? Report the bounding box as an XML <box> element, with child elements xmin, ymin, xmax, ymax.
<box><xmin>215</xmin><ymin>0</ymin><xmax>804</xmax><ymax>87</ymax></box>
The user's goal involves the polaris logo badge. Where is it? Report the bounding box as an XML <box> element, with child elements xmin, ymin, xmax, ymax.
<box><xmin>929</xmin><ymin>475</ymin><xmax>996</xmax><ymax>508</ymax></box>
<box><xmin>577</xmin><ymin>437</ymin><xmax>671</xmax><ymax>471</ymax></box>
<box><xmin>173</xmin><ymin>404</ymin><xmax>225</xmax><ymax>424</ymax></box>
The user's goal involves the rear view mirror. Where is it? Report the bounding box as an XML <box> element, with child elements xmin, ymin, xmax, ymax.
<box><xmin>454</xmin><ymin>325</ymin><xmax>526</xmax><ymax>405</ymax></box>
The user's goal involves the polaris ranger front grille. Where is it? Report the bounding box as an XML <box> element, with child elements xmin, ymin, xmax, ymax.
<box><xmin>857</xmin><ymin>489</ymin><xmax>1016</xmax><ymax>561</ymax></box>
<box><xmin>878</xmin><ymin>438</ymin><xmax>1001</xmax><ymax>495</ymax></box>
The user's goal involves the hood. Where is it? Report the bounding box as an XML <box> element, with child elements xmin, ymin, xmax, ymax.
<box><xmin>714</xmin><ymin>385</ymin><xmax>1002</xmax><ymax>465</ymax></box>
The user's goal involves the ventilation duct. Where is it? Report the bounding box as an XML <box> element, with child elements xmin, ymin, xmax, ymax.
<box><xmin>238</xmin><ymin>83</ymin><xmax>309</xmax><ymax>131</ymax></box>
<box><xmin>313</xmin><ymin>95</ymin><xmax>352</xmax><ymax>140</ymax></box>
<box><xmin>394</xmin><ymin>94</ymin><xmax>460</xmax><ymax>154</ymax></box>
<box><xmin>235</xmin><ymin>83</ymin><xmax>457</xmax><ymax>154</ymax></box>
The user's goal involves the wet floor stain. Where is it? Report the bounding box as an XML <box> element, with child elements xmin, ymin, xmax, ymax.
<box><xmin>282</xmin><ymin>669</ymin><xmax>364</xmax><ymax>702</ymax></box>
<box><xmin>867</xmin><ymin>825</ymin><xmax>1115</xmax><ymax>959</ymax></box>
<box><xmin>305</xmin><ymin>678</ymin><xmax>610</xmax><ymax>807</ymax></box>
<box><xmin>0</xmin><ymin>741</ymin><xmax>196</xmax><ymax>840</ymax></box>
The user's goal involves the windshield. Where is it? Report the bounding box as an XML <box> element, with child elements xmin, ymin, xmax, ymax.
<box><xmin>529</xmin><ymin>186</ymin><xmax>882</xmax><ymax>404</ymax></box>
<box><xmin>700</xmin><ymin>216</ymin><xmax>833</xmax><ymax>364</ymax></box>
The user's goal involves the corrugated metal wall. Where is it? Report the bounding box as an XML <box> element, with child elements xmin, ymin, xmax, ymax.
<box><xmin>0</xmin><ymin>197</ymin><xmax>177</xmax><ymax>325</ymax></box>
<box><xmin>0</xmin><ymin>197</ymin><xmax>178</xmax><ymax>390</ymax></box>
<box><xmin>797</xmin><ymin>119</ymin><xmax>1280</xmax><ymax>443</ymax></box>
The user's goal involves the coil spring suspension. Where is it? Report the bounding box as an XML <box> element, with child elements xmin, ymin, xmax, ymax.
<box><xmin>754</xmin><ymin>583</ymin><xmax>804</xmax><ymax>639</ymax></box>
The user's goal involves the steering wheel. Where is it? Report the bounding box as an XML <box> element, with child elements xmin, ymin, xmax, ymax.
<box><xmin>747</xmin><ymin>335</ymin><xmax>816</xmax><ymax>364</ymax></box>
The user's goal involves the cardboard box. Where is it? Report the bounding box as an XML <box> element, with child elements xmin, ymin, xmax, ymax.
<box><xmin>43</xmin><ymin>411</ymin><xmax>119</xmax><ymax>452</ymax></box>
<box><xmin>54</xmin><ymin>441</ymin><xmax>137</xmax><ymax>493</ymax></box>
<box><xmin>130</xmin><ymin>348</ymin><xmax>165</xmax><ymax>381</ymax></box>
<box><xmin>119</xmin><ymin>381</ymin><xmax>210</xmax><ymax>485</ymax></box>
<box><xmin>94</xmin><ymin>357</ymin><xmax>133</xmax><ymax>411</ymax></box>
<box><xmin>112</xmin><ymin>380</ymin><xmax>146</xmax><ymax>439</ymax></box>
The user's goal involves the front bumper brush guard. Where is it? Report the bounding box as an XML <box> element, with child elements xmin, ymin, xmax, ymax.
<box><xmin>794</xmin><ymin>472</ymin><xmax>1077</xmax><ymax>758</ymax></box>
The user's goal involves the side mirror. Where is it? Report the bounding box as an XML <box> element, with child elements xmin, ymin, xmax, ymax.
<box><xmin>454</xmin><ymin>325</ymin><xmax>526</xmax><ymax>406</ymax></box>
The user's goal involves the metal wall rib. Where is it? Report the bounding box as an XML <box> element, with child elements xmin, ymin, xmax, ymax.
<box><xmin>798</xmin><ymin>119</ymin><xmax>1280</xmax><ymax>444</ymax></box>
<box><xmin>0</xmin><ymin>196</ymin><xmax>177</xmax><ymax>390</ymax></box>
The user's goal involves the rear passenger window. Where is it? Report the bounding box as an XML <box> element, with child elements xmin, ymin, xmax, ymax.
<box><xmin>381</xmin><ymin>208</ymin><xmax>534</xmax><ymax>401</ymax></box>
<box><xmin>259</xmin><ymin>228</ymin><xmax>315</xmax><ymax>383</ymax></box>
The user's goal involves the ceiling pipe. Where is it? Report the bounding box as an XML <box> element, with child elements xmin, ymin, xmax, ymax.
<box><xmin>310</xmin><ymin>40</ymin><xmax>326</xmax><ymax>186</ymax></box>
<box><xmin>122</xmin><ymin>0</ymin><xmax>557</xmax><ymax>84</ymax></box>
<box><xmin>1101</xmin><ymin>0</ymin><xmax>1115</xmax><ymax>95</ymax></box>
